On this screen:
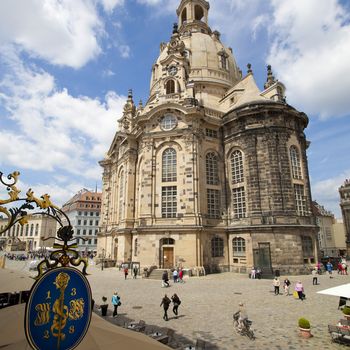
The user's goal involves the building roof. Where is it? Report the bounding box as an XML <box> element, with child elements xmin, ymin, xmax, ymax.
<box><xmin>62</xmin><ymin>189</ymin><xmax>102</xmax><ymax>213</ymax></box>
<box><xmin>311</xmin><ymin>201</ymin><xmax>334</xmax><ymax>217</ymax></box>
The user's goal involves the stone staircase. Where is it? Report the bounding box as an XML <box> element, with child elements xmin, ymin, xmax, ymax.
<box><xmin>147</xmin><ymin>269</ymin><xmax>171</xmax><ymax>280</ymax></box>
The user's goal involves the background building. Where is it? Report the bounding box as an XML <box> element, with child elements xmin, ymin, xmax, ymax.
<box><xmin>0</xmin><ymin>215</ymin><xmax>57</xmax><ymax>252</ymax></box>
<box><xmin>312</xmin><ymin>201</ymin><xmax>337</xmax><ymax>257</ymax></box>
<box><xmin>98</xmin><ymin>0</ymin><xmax>318</xmax><ymax>275</ymax></box>
<box><xmin>339</xmin><ymin>179</ymin><xmax>350</xmax><ymax>255</ymax></box>
<box><xmin>61</xmin><ymin>189</ymin><xmax>101</xmax><ymax>254</ymax></box>
<box><xmin>332</xmin><ymin>219</ymin><xmax>347</xmax><ymax>257</ymax></box>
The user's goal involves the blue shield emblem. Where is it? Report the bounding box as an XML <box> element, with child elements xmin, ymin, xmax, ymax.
<box><xmin>25</xmin><ymin>266</ymin><xmax>92</xmax><ymax>350</ymax></box>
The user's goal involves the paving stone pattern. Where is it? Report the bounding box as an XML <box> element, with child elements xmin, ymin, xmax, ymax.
<box><xmin>4</xmin><ymin>259</ymin><xmax>349</xmax><ymax>350</ymax></box>
<box><xmin>85</xmin><ymin>266</ymin><xmax>348</xmax><ymax>350</ymax></box>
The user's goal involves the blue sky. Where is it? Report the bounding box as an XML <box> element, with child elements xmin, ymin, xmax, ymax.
<box><xmin>0</xmin><ymin>0</ymin><xmax>349</xmax><ymax>218</ymax></box>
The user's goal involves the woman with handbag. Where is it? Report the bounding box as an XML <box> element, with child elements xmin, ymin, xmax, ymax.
<box><xmin>111</xmin><ymin>291</ymin><xmax>121</xmax><ymax>317</ymax></box>
<box><xmin>171</xmin><ymin>293</ymin><xmax>181</xmax><ymax>316</ymax></box>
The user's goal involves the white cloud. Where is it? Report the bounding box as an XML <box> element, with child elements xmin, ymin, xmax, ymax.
<box><xmin>99</xmin><ymin>0</ymin><xmax>124</xmax><ymax>14</ymax></box>
<box><xmin>0</xmin><ymin>51</ymin><xmax>126</xmax><ymax>180</ymax></box>
<box><xmin>136</xmin><ymin>0</ymin><xmax>176</xmax><ymax>15</ymax></box>
<box><xmin>0</xmin><ymin>0</ymin><xmax>126</xmax><ymax>69</ymax></box>
<box><xmin>118</xmin><ymin>44</ymin><xmax>131</xmax><ymax>58</ymax></box>
<box><xmin>267</xmin><ymin>0</ymin><xmax>350</xmax><ymax>119</ymax></box>
<box><xmin>312</xmin><ymin>172</ymin><xmax>350</xmax><ymax>219</ymax></box>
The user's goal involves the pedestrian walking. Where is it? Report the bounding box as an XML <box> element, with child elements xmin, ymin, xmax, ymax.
<box><xmin>173</xmin><ymin>269</ymin><xmax>178</xmax><ymax>283</ymax></box>
<box><xmin>111</xmin><ymin>291</ymin><xmax>121</xmax><ymax>317</ymax></box>
<box><xmin>162</xmin><ymin>270</ymin><xmax>170</xmax><ymax>287</ymax></box>
<box><xmin>160</xmin><ymin>294</ymin><xmax>171</xmax><ymax>321</ymax></box>
<box><xmin>283</xmin><ymin>277</ymin><xmax>291</xmax><ymax>296</ymax></box>
<box><xmin>312</xmin><ymin>268</ymin><xmax>318</xmax><ymax>285</ymax></box>
<box><xmin>295</xmin><ymin>281</ymin><xmax>304</xmax><ymax>301</ymax></box>
<box><xmin>250</xmin><ymin>267</ymin><xmax>256</xmax><ymax>279</ymax></box>
<box><xmin>256</xmin><ymin>267</ymin><xmax>262</xmax><ymax>279</ymax></box>
<box><xmin>273</xmin><ymin>277</ymin><xmax>280</xmax><ymax>295</ymax></box>
<box><xmin>171</xmin><ymin>293</ymin><xmax>181</xmax><ymax>316</ymax></box>
<box><xmin>100</xmin><ymin>296</ymin><xmax>108</xmax><ymax>316</ymax></box>
<box><xmin>326</xmin><ymin>261</ymin><xmax>333</xmax><ymax>278</ymax></box>
<box><xmin>178</xmin><ymin>268</ymin><xmax>184</xmax><ymax>283</ymax></box>
<box><xmin>124</xmin><ymin>266</ymin><xmax>129</xmax><ymax>279</ymax></box>
<box><xmin>133</xmin><ymin>265</ymin><xmax>138</xmax><ymax>279</ymax></box>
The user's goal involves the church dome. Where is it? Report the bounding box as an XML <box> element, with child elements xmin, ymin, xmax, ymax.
<box><xmin>148</xmin><ymin>0</ymin><xmax>242</xmax><ymax>107</ymax></box>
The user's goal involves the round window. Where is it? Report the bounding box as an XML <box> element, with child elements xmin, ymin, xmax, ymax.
<box><xmin>161</xmin><ymin>114</ymin><xmax>177</xmax><ymax>131</ymax></box>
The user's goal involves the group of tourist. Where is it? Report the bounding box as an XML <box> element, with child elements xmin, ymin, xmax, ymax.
<box><xmin>249</xmin><ymin>267</ymin><xmax>262</xmax><ymax>279</ymax></box>
<box><xmin>162</xmin><ymin>268</ymin><xmax>184</xmax><ymax>287</ymax></box>
<box><xmin>103</xmin><ymin>291</ymin><xmax>182</xmax><ymax>322</ymax></box>
<box><xmin>271</xmin><ymin>277</ymin><xmax>305</xmax><ymax>300</ymax></box>
<box><xmin>122</xmin><ymin>265</ymin><xmax>139</xmax><ymax>279</ymax></box>
<box><xmin>160</xmin><ymin>293</ymin><xmax>181</xmax><ymax>321</ymax></box>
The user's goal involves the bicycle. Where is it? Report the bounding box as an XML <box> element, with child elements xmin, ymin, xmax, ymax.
<box><xmin>233</xmin><ymin>311</ymin><xmax>255</xmax><ymax>340</ymax></box>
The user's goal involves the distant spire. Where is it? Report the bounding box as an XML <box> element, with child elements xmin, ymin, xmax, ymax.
<box><xmin>128</xmin><ymin>89</ymin><xmax>133</xmax><ymax>100</ymax></box>
<box><xmin>138</xmin><ymin>99</ymin><xmax>143</xmax><ymax>108</ymax></box>
<box><xmin>247</xmin><ymin>63</ymin><xmax>253</xmax><ymax>74</ymax></box>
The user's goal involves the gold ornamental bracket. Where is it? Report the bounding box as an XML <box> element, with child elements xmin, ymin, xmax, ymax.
<box><xmin>0</xmin><ymin>171</ymin><xmax>88</xmax><ymax>279</ymax></box>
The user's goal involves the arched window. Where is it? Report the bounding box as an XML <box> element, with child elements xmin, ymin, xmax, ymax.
<box><xmin>232</xmin><ymin>237</ymin><xmax>246</xmax><ymax>257</ymax></box>
<box><xmin>194</xmin><ymin>5</ymin><xmax>204</xmax><ymax>20</ymax></box>
<box><xmin>118</xmin><ymin>170</ymin><xmax>125</xmax><ymax>222</ymax></box>
<box><xmin>160</xmin><ymin>238</ymin><xmax>175</xmax><ymax>246</ymax></box>
<box><xmin>162</xmin><ymin>148</ymin><xmax>177</xmax><ymax>182</ymax></box>
<box><xmin>16</xmin><ymin>225</ymin><xmax>20</xmax><ymax>236</ymax></box>
<box><xmin>30</xmin><ymin>224</ymin><xmax>34</xmax><ymax>236</ymax></box>
<box><xmin>166</xmin><ymin>80</ymin><xmax>175</xmax><ymax>94</ymax></box>
<box><xmin>290</xmin><ymin>146</ymin><xmax>302</xmax><ymax>179</ymax></box>
<box><xmin>181</xmin><ymin>7</ymin><xmax>187</xmax><ymax>24</ymax></box>
<box><xmin>211</xmin><ymin>236</ymin><xmax>224</xmax><ymax>257</ymax></box>
<box><xmin>231</xmin><ymin>150</ymin><xmax>244</xmax><ymax>184</ymax></box>
<box><xmin>35</xmin><ymin>224</ymin><xmax>39</xmax><ymax>236</ymax></box>
<box><xmin>301</xmin><ymin>236</ymin><xmax>313</xmax><ymax>257</ymax></box>
<box><xmin>25</xmin><ymin>225</ymin><xmax>29</xmax><ymax>236</ymax></box>
<box><xmin>20</xmin><ymin>226</ymin><xmax>24</xmax><ymax>236</ymax></box>
<box><xmin>206</xmin><ymin>152</ymin><xmax>219</xmax><ymax>185</ymax></box>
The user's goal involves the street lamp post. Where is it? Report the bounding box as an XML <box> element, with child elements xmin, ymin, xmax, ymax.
<box><xmin>101</xmin><ymin>248</ymin><xmax>105</xmax><ymax>271</ymax></box>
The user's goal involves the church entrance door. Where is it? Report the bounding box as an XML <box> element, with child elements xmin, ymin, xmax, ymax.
<box><xmin>163</xmin><ymin>247</ymin><xmax>174</xmax><ymax>269</ymax></box>
<box><xmin>253</xmin><ymin>242</ymin><xmax>273</xmax><ymax>275</ymax></box>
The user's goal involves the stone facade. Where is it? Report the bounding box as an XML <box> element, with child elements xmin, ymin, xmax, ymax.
<box><xmin>339</xmin><ymin>179</ymin><xmax>350</xmax><ymax>255</ymax></box>
<box><xmin>0</xmin><ymin>215</ymin><xmax>57</xmax><ymax>252</ymax></box>
<box><xmin>98</xmin><ymin>0</ymin><xmax>318</xmax><ymax>275</ymax></box>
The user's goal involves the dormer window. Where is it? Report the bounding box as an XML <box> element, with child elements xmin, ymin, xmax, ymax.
<box><xmin>194</xmin><ymin>5</ymin><xmax>204</xmax><ymax>21</ymax></box>
<box><xmin>166</xmin><ymin>80</ymin><xmax>175</xmax><ymax>94</ymax></box>
<box><xmin>218</xmin><ymin>51</ymin><xmax>228</xmax><ymax>70</ymax></box>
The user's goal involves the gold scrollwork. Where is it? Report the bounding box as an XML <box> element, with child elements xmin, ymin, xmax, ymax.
<box><xmin>68</xmin><ymin>298</ymin><xmax>84</xmax><ymax>321</ymax></box>
<box><xmin>34</xmin><ymin>303</ymin><xmax>51</xmax><ymax>326</ymax></box>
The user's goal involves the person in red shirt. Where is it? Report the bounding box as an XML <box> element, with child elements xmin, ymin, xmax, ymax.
<box><xmin>178</xmin><ymin>269</ymin><xmax>184</xmax><ymax>283</ymax></box>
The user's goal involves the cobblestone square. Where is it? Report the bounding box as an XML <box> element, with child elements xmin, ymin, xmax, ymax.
<box><xmin>3</xmin><ymin>259</ymin><xmax>349</xmax><ymax>350</ymax></box>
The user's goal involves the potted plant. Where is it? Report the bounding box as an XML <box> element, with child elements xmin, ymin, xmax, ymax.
<box><xmin>343</xmin><ymin>306</ymin><xmax>350</xmax><ymax>320</ymax></box>
<box><xmin>298</xmin><ymin>318</ymin><xmax>312</xmax><ymax>338</ymax></box>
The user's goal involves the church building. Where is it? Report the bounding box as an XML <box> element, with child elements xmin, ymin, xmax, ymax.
<box><xmin>98</xmin><ymin>0</ymin><xmax>318</xmax><ymax>275</ymax></box>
